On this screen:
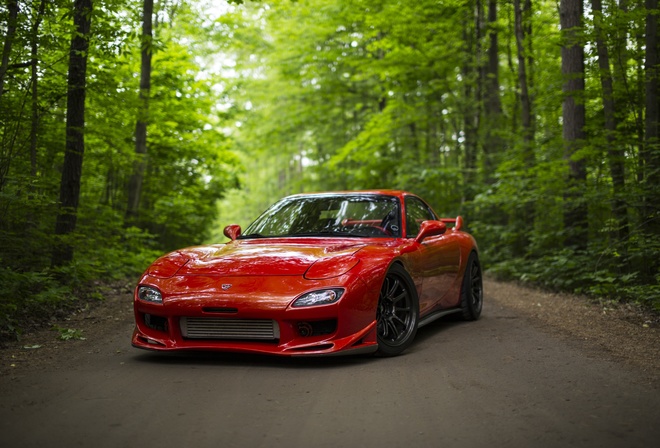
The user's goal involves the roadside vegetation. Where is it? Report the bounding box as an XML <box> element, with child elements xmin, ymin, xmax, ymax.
<box><xmin>1</xmin><ymin>0</ymin><xmax>659</xmax><ymax>340</ymax></box>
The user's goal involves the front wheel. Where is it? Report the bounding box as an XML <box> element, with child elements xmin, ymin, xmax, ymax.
<box><xmin>376</xmin><ymin>264</ymin><xmax>419</xmax><ymax>356</ymax></box>
<box><xmin>460</xmin><ymin>252</ymin><xmax>483</xmax><ymax>321</ymax></box>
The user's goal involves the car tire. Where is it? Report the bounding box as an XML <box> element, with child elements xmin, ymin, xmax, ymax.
<box><xmin>460</xmin><ymin>252</ymin><xmax>483</xmax><ymax>321</ymax></box>
<box><xmin>376</xmin><ymin>264</ymin><xmax>419</xmax><ymax>356</ymax></box>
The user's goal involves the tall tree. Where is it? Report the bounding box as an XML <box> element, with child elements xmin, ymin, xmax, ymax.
<box><xmin>52</xmin><ymin>0</ymin><xmax>93</xmax><ymax>266</ymax></box>
<box><xmin>560</xmin><ymin>0</ymin><xmax>588</xmax><ymax>250</ymax></box>
<box><xmin>509</xmin><ymin>0</ymin><xmax>536</xmax><ymax>253</ymax></box>
<box><xmin>462</xmin><ymin>0</ymin><xmax>481</xmax><ymax>202</ymax></box>
<box><xmin>126</xmin><ymin>0</ymin><xmax>154</xmax><ymax>223</ymax></box>
<box><xmin>0</xmin><ymin>0</ymin><xmax>20</xmax><ymax>191</ymax></box>
<box><xmin>514</xmin><ymin>0</ymin><xmax>534</xmax><ymax>152</ymax></box>
<box><xmin>482</xmin><ymin>0</ymin><xmax>505</xmax><ymax>179</ymax></box>
<box><xmin>592</xmin><ymin>0</ymin><xmax>629</xmax><ymax>241</ymax></box>
<box><xmin>29</xmin><ymin>0</ymin><xmax>47</xmax><ymax>179</ymax></box>
<box><xmin>644</xmin><ymin>0</ymin><xmax>660</xmax><ymax>232</ymax></box>
<box><xmin>0</xmin><ymin>0</ymin><xmax>19</xmax><ymax>99</ymax></box>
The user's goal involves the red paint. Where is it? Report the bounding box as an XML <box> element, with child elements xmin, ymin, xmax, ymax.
<box><xmin>132</xmin><ymin>190</ymin><xmax>479</xmax><ymax>356</ymax></box>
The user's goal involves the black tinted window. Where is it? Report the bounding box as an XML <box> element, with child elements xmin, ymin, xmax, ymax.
<box><xmin>405</xmin><ymin>196</ymin><xmax>436</xmax><ymax>237</ymax></box>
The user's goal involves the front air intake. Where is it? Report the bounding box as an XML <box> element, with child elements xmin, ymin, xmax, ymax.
<box><xmin>180</xmin><ymin>317</ymin><xmax>279</xmax><ymax>341</ymax></box>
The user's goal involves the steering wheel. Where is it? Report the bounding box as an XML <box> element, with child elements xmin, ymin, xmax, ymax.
<box><xmin>379</xmin><ymin>211</ymin><xmax>396</xmax><ymax>236</ymax></box>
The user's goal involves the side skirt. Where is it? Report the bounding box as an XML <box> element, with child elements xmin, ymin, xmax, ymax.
<box><xmin>418</xmin><ymin>307</ymin><xmax>462</xmax><ymax>328</ymax></box>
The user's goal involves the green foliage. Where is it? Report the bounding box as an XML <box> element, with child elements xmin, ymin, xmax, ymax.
<box><xmin>0</xmin><ymin>266</ymin><xmax>68</xmax><ymax>339</ymax></box>
<box><xmin>2</xmin><ymin>0</ymin><xmax>659</xmax><ymax>340</ymax></box>
<box><xmin>52</xmin><ymin>325</ymin><xmax>86</xmax><ymax>341</ymax></box>
<box><xmin>487</xmin><ymin>247</ymin><xmax>660</xmax><ymax>312</ymax></box>
<box><xmin>0</xmin><ymin>216</ymin><xmax>161</xmax><ymax>339</ymax></box>
<box><xmin>219</xmin><ymin>0</ymin><xmax>660</xmax><ymax>312</ymax></box>
<box><xmin>0</xmin><ymin>0</ymin><xmax>241</xmax><ymax>338</ymax></box>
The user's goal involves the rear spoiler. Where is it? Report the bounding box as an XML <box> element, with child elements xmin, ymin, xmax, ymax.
<box><xmin>440</xmin><ymin>216</ymin><xmax>463</xmax><ymax>231</ymax></box>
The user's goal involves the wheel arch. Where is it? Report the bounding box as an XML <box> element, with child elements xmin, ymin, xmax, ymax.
<box><xmin>375</xmin><ymin>261</ymin><xmax>420</xmax><ymax>356</ymax></box>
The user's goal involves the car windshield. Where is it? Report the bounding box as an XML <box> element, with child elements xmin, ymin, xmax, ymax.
<box><xmin>241</xmin><ymin>194</ymin><xmax>401</xmax><ymax>238</ymax></box>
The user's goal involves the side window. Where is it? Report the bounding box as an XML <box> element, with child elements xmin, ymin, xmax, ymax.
<box><xmin>405</xmin><ymin>196</ymin><xmax>436</xmax><ymax>238</ymax></box>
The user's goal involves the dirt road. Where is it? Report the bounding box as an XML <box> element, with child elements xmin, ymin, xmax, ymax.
<box><xmin>1</xmin><ymin>279</ymin><xmax>659</xmax><ymax>447</ymax></box>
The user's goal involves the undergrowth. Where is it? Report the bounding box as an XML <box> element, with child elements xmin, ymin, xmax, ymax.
<box><xmin>0</xmin><ymin>226</ymin><xmax>161</xmax><ymax>342</ymax></box>
<box><xmin>486</xmin><ymin>249</ymin><xmax>660</xmax><ymax>312</ymax></box>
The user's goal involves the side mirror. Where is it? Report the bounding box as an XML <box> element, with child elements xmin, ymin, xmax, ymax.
<box><xmin>223</xmin><ymin>224</ymin><xmax>242</xmax><ymax>241</ymax></box>
<box><xmin>415</xmin><ymin>220</ymin><xmax>447</xmax><ymax>243</ymax></box>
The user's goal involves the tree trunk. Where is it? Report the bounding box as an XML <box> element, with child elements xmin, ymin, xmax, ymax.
<box><xmin>644</xmin><ymin>0</ymin><xmax>660</xmax><ymax>229</ymax></box>
<box><xmin>52</xmin><ymin>0</ymin><xmax>93</xmax><ymax>267</ymax></box>
<box><xmin>126</xmin><ymin>0</ymin><xmax>154</xmax><ymax>223</ymax></box>
<box><xmin>482</xmin><ymin>0</ymin><xmax>505</xmax><ymax>180</ymax></box>
<box><xmin>510</xmin><ymin>0</ymin><xmax>536</xmax><ymax>253</ymax></box>
<box><xmin>524</xmin><ymin>0</ymin><xmax>534</xmax><ymax>96</ymax></box>
<box><xmin>462</xmin><ymin>1</ymin><xmax>481</xmax><ymax>203</ymax></box>
<box><xmin>592</xmin><ymin>0</ymin><xmax>629</xmax><ymax>242</ymax></box>
<box><xmin>515</xmin><ymin>0</ymin><xmax>534</xmax><ymax>151</ymax></box>
<box><xmin>613</xmin><ymin>1</ymin><xmax>644</xmax><ymax>193</ymax></box>
<box><xmin>560</xmin><ymin>0</ymin><xmax>588</xmax><ymax>250</ymax></box>
<box><xmin>30</xmin><ymin>0</ymin><xmax>47</xmax><ymax>179</ymax></box>
<box><xmin>640</xmin><ymin>0</ymin><xmax>660</xmax><ymax>280</ymax></box>
<box><xmin>0</xmin><ymin>0</ymin><xmax>19</xmax><ymax>98</ymax></box>
<box><xmin>0</xmin><ymin>0</ymin><xmax>19</xmax><ymax>191</ymax></box>
<box><xmin>505</xmin><ymin>3</ymin><xmax>519</xmax><ymax>132</ymax></box>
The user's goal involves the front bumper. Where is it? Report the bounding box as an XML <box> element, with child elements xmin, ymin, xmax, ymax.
<box><xmin>131</xmin><ymin>274</ymin><xmax>379</xmax><ymax>356</ymax></box>
<box><xmin>131</xmin><ymin>322</ymin><xmax>378</xmax><ymax>356</ymax></box>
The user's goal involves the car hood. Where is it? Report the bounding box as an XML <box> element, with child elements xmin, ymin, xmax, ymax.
<box><xmin>151</xmin><ymin>239</ymin><xmax>369</xmax><ymax>278</ymax></box>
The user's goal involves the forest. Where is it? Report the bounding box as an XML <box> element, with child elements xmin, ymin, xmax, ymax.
<box><xmin>1</xmin><ymin>0</ymin><xmax>659</xmax><ymax>338</ymax></box>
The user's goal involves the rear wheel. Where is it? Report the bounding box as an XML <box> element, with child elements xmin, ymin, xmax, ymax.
<box><xmin>376</xmin><ymin>264</ymin><xmax>419</xmax><ymax>356</ymax></box>
<box><xmin>460</xmin><ymin>252</ymin><xmax>483</xmax><ymax>321</ymax></box>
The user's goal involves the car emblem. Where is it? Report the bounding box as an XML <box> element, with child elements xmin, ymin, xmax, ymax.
<box><xmin>222</xmin><ymin>284</ymin><xmax>232</xmax><ymax>291</ymax></box>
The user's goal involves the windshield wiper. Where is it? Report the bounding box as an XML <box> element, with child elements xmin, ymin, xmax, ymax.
<box><xmin>238</xmin><ymin>233</ymin><xmax>266</xmax><ymax>239</ymax></box>
<box><xmin>288</xmin><ymin>230</ymin><xmax>363</xmax><ymax>238</ymax></box>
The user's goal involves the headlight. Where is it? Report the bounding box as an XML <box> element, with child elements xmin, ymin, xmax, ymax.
<box><xmin>292</xmin><ymin>288</ymin><xmax>344</xmax><ymax>307</ymax></box>
<box><xmin>138</xmin><ymin>286</ymin><xmax>163</xmax><ymax>303</ymax></box>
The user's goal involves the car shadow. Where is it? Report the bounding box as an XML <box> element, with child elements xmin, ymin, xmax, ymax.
<box><xmin>131</xmin><ymin>348</ymin><xmax>378</xmax><ymax>370</ymax></box>
<box><xmin>412</xmin><ymin>315</ymin><xmax>464</xmax><ymax>345</ymax></box>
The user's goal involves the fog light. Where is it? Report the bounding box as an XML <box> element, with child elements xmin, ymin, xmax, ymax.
<box><xmin>298</xmin><ymin>322</ymin><xmax>313</xmax><ymax>337</ymax></box>
<box><xmin>144</xmin><ymin>314</ymin><xmax>168</xmax><ymax>332</ymax></box>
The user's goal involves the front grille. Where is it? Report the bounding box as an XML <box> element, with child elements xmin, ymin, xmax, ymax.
<box><xmin>180</xmin><ymin>317</ymin><xmax>280</xmax><ymax>341</ymax></box>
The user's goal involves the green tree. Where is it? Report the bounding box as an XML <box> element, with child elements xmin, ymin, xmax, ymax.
<box><xmin>126</xmin><ymin>0</ymin><xmax>154</xmax><ymax>223</ymax></box>
<box><xmin>0</xmin><ymin>0</ymin><xmax>241</xmax><ymax>338</ymax></box>
<box><xmin>560</xmin><ymin>0</ymin><xmax>588</xmax><ymax>250</ymax></box>
<box><xmin>217</xmin><ymin>0</ymin><xmax>659</xmax><ymax>310</ymax></box>
<box><xmin>52</xmin><ymin>0</ymin><xmax>94</xmax><ymax>266</ymax></box>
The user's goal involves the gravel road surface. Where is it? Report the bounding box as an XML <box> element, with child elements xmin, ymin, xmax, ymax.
<box><xmin>1</xmin><ymin>279</ymin><xmax>658</xmax><ymax>448</ymax></box>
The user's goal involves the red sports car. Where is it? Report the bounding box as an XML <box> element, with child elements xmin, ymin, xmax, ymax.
<box><xmin>132</xmin><ymin>190</ymin><xmax>483</xmax><ymax>356</ymax></box>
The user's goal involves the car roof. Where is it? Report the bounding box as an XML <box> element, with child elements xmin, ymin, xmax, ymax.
<box><xmin>284</xmin><ymin>190</ymin><xmax>412</xmax><ymax>200</ymax></box>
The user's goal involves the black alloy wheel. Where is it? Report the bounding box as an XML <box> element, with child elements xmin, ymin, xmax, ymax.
<box><xmin>460</xmin><ymin>252</ymin><xmax>483</xmax><ymax>321</ymax></box>
<box><xmin>376</xmin><ymin>264</ymin><xmax>419</xmax><ymax>356</ymax></box>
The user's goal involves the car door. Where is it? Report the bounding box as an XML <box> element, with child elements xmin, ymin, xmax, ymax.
<box><xmin>404</xmin><ymin>196</ymin><xmax>461</xmax><ymax>313</ymax></box>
